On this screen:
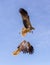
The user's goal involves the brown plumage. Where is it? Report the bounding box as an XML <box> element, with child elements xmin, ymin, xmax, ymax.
<box><xmin>12</xmin><ymin>40</ymin><xmax>34</xmax><ymax>55</ymax></box>
<box><xmin>19</xmin><ymin>8</ymin><xmax>35</xmax><ymax>36</ymax></box>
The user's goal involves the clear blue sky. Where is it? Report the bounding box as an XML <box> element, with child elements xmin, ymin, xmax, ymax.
<box><xmin>0</xmin><ymin>0</ymin><xmax>50</xmax><ymax>65</ymax></box>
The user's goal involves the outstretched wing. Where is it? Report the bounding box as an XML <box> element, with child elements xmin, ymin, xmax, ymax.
<box><xmin>19</xmin><ymin>8</ymin><xmax>35</xmax><ymax>30</ymax></box>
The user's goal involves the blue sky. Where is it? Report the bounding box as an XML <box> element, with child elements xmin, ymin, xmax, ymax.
<box><xmin>0</xmin><ymin>0</ymin><xmax>50</xmax><ymax>65</ymax></box>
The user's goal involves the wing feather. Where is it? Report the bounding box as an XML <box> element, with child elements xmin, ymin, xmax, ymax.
<box><xmin>19</xmin><ymin>8</ymin><xmax>34</xmax><ymax>29</ymax></box>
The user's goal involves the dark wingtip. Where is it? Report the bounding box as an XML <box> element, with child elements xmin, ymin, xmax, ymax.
<box><xmin>29</xmin><ymin>45</ymin><xmax>34</xmax><ymax>54</ymax></box>
<box><xmin>19</xmin><ymin>8</ymin><xmax>24</xmax><ymax>12</ymax></box>
<box><xmin>19</xmin><ymin>8</ymin><xmax>27</xmax><ymax>14</ymax></box>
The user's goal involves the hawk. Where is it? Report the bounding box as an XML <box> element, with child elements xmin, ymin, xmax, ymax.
<box><xmin>19</xmin><ymin>8</ymin><xmax>35</xmax><ymax>36</ymax></box>
<box><xmin>12</xmin><ymin>40</ymin><xmax>34</xmax><ymax>55</ymax></box>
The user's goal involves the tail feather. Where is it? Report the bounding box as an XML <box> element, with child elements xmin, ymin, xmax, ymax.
<box><xmin>12</xmin><ymin>48</ymin><xmax>21</xmax><ymax>55</ymax></box>
<box><xmin>30</xmin><ymin>27</ymin><xmax>35</xmax><ymax>30</ymax></box>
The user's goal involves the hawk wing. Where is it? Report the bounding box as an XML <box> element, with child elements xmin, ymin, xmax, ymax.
<box><xmin>19</xmin><ymin>8</ymin><xmax>35</xmax><ymax>30</ymax></box>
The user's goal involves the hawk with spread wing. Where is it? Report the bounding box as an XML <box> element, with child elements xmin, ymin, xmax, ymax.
<box><xmin>19</xmin><ymin>8</ymin><xmax>35</xmax><ymax>36</ymax></box>
<box><xmin>12</xmin><ymin>40</ymin><xmax>34</xmax><ymax>55</ymax></box>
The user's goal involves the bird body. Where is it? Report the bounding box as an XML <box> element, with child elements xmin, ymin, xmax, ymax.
<box><xmin>19</xmin><ymin>8</ymin><xmax>35</xmax><ymax>36</ymax></box>
<box><xmin>12</xmin><ymin>40</ymin><xmax>34</xmax><ymax>55</ymax></box>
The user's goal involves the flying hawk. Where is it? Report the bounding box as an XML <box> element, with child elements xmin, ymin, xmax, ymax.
<box><xmin>19</xmin><ymin>8</ymin><xmax>35</xmax><ymax>36</ymax></box>
<box><xmin>12</xmin><ymin>40</ymin><xmax>34</xmax><ymax>55</ymax></box>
